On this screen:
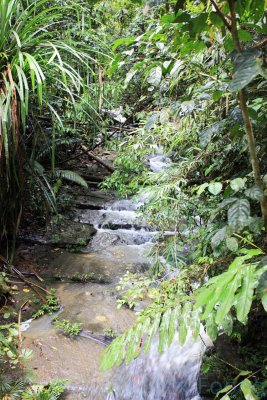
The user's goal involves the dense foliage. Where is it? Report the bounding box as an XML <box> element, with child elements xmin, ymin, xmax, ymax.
<box><xmin>99</xmin><ymin>1</ymin><xmax>267</xmax><ymax>398</ymax></box>
<box><xmin>0</xmin><ymin>0</ymin><xmax>110</xmax><ymax>253</ymax></box>
<box><xmin>0</xmin><ymin>0</ymin><xmax>266</xmax><ymax>399</ymax></box>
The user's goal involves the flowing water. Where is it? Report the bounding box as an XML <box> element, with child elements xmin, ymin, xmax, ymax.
<box><xmin>22</xmin><ymin>154</ymin><xmax>208</xmax><ymax>399</ymax></box>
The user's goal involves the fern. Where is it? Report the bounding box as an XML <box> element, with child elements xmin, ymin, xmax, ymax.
<box><xmin>100</xmin><ymin>298</ymin><xmax>196</xmax><ymax>370</ymax></box>
<box><xmin>196</xmin><ymin>249</ymin><xmax>266</xmax><ymax>325</ymax></box>
<box><xmin>101</xmin><ymin>249</ymin><xmax>267</xmax><ymax>370</ymax></box>
<box><xmin>53</xmin><ymin>170</ymin><xmax>88</xmax><ymax>188</ymax></box>
<box><xmin>27</xmin><ymin>161</ymin><xmax>57</xmax><ymax>212</ymax></box>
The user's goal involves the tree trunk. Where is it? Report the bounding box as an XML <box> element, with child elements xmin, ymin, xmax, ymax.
<box><xmin>228</xmin><ymin>0</ymin><xmax>267</xmax><ymax>233</ymax></box>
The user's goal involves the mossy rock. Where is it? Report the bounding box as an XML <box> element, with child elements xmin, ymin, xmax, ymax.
<box><xmin>49</xmin><ymin>220</ymin><xmax>96</xmax><ymax>248</ymax></box>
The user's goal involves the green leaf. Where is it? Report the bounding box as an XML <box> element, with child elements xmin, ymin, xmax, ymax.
<box><xmin>180</xmin><ymin>100</ymin><xmax>194</xmax><ymax>115</ymax></box>
<box><xmin>229</xmin><ymin>49</ymin><xmax>262</xmax><ymax>92</ymax></box>
<box><xmin>147</xmin><ymin>66</ymin><xmax>162</xmax><ymax>86</ymax></box>
<box><xmin>215</xmin><ymin>385</ymin><xmax>233</xmax><ymax>398</ymax></box>
<box><xmin>145</xmin><ymin>113</ymin><xmax>160</xmax><ymax>131</ymax></box>
<box><xmin>240</xmin><ymin>379</ymin><xmax>259</xmax><ymax>400</ymax></box>
<box><xmin>145</xmin><ymin>313</ymin><xmax>161</xmax><ymax>353</ymax></box>
<box><xmin>112</xmin><ymin>36</ymin><xmax>135</xmax><ymax>50</ymax></box>
<box><xmin>228</xmin><ymin>199</ymin><xmax>250</xmax><ymax>228</ymax></box>
<box><xmin>206</xmin><ymin>312</ymin><xmax>217</xmax><ymax>341</ymax></box>
<box><xmin>158</xmin><ymin>308</ymin><xmax>172</xmax><ymax>352</ymax></box>
<box><xmin>215</xmin><ymin>273</ymin><xmax>241</xmax><ymax>324</ymax></box>
<box><xmin>238</xmin><ymin>30</ymin><xmax>253</xmax><ymax>42</ymax></box>
<box><xmin>199</xmin><ymin>121</ymin><xmax>226</xmax><ymax>147</ymax></box>
<box><xmin>54</xmin><ymin>170</ymin><xmax>88</xmax><ymax>188</ymax></box>
<box><xmin>201</xmin><ymin>279</ymin><xmax>229</xmax><ymax>320</ymax></box>
<box><xmin>125</xmin><ymin>323</ymin><xmax>143</xmax><ymax>364</ymax></box>
<box><xmin>213</xmin><ymin>90</ymin><xmax>223</xmax><ymax>101</ymax></box>
<box><xmin>196</xmin><ymin>182</ymin><xmax>209</xmax><ymax>196</ymax></box>
<box><xmin>261</xmin><ymin>291</ymin><xmax>267</xmax><ymax>311</ymax></box>
<box><xmin>168</xmin><ymin>306</ymin><xmax>180</xmax><ymax>346</ymax></box>
<box><xmin>236</xmin><ymin>265</ymin><xmax>256</xmax><ymax>324</ymax></box>
<box><xmin>178</xmin><ymin>302</ymin><xmax>191</xmax><ymax>345</ymax></box>
<box><xmin>245</xmin><ymin>186</ymin><xmax>264</xmax><ymax>201</ymax></box>
<box><xmin>211</xmin><ymin>227</ymin><xmax>228</xmax><ymax>250</ymax></box>
<box><xmin>190</xmin><ymin>309</ymin><xmax>200</xmax><ymax>340</ymax></box>
<box><xmin>226</xmin><ymin>237</ymin><xmax>239</xmax><ymax>252</ymax></box>
<box><xmin>124</xmin><ymin>69</ymin><xmax>138</xmax><ymax>86</ymax></box>
<box><xmin>161</xmin><ymin>14</ymin><xmax>176</xmax><ymax>23</ymax></box>
<box><xmin>208</xmin><ymin>182</ymin><xmax>223</xmax><ymax>196</ymax></box>
<box><xmin>233</xmin><ymin>370</ymin><xmax>252</xmax><ymax>383</ymax></box>
<box><xmin>159</xmin><ymin>108</ymin><xmax>169</xmax><ymax>124</ymax></box>
<box><xmin>257</xmin><ymin>270</ymin><xmax>267</xmax><ymax>311</ymax></box>
<box><xmin>210</xmin><ymin>12</ymin><xmax>224</xmax><ymax>27</ymax></box>
<box><xmin>170</xmin><ymin>59</ymin><xmax>184</xmax><ymax>76</ymax></box>
<box><xmin>230</xmin><ymin>178</ymin><xmax>246</xmax><ymax>192</ymax></box>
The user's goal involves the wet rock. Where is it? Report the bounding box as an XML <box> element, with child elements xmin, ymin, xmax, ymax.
<box><xmin>42</xmin><ymin>248</ymin><xmax>150</xmax><ymax>283</ymax></box>
<box><xmin>49</xmin><ymin>220</ymin><xmax>96</xmax><ymax>248</ymax></box>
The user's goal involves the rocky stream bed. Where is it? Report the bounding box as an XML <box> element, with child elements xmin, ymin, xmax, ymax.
<box><xmin>15</xmin><ymin>157</ymin><xmax>207</xmax><ymax>399</ymax></box>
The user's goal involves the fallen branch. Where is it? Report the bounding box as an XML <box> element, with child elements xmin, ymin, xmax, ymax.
<box><xmin>0</xmin><ymin>255</ymin><xmax>49</xmax><ymax>302</ymax></box>
<box><xmin>81</xmin><ymin>145</ymin><xmax>115</xmax><ymax>173</ymax></box>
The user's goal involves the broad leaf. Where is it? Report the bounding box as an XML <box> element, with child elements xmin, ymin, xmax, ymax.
<box><xmin>236</xmin><ymin>265</ymin><xmax>256</xmax><ymax>323</ymax></box>
<box><xmin>170</xmin><ymin>59</ymin><xmax>184</xmax><ymax>76</ymax></box>
<box><xmin>208</xmin><ymin>182</ymin><xmax>222</xmax><ymax>196</ymax></box>
<box><xmin>199</xmin><ymin>121</ymin><xmax>226</xmax><ymax>147</ymax></box>
<box><xmin>145</xmin><ymin>113</ymin><xmax>160</xmax><ymax>131</ymax></box>
<box><xmin>196</xmin><ymin>182</ymin><xmax>209</xmax><ymax>196</ymax></box>
<box><xmin>215</xmin><ymin>273</ymin><xmax>241</xmax><ymax>324</ymax></box>
<box><xmin>226</xmin><ymin>237</ymin><xmax>239</xmax><ymax>252</ymax></box>
<box><xmin>201</xmin><ymin>272</ymin><xmax>235</xmax><ymax>320</ymax></box>
<box><xmin>257</xmin><ymin>270</ymin><xmax>267</xmax><ymax>311</ymax></box>
<box><xmin>228</xmin><ymin>199</ymin><xmax>250</xmax><ymax>228</ymax></box>
<box><xmin>124</xmin><ymin>69</ymin><xmax>138</xmax><ymax>86</ymax></box>
<box><xmin>206</xmin><ymin>312</ymin><xmax>217</xmax><ymax>341</ymax></box>
<box><xmin>147</xmin><ymin>66</ymin><xmax>162</xmax><ymax>86</ymax></box>
<box><xmin>245</xmin><ymin>186</ymin><xmax>264</xmax><ymax>201</ymax></box>
<box><xmin>215</xmin><ymin>385</ymin><xmax>233</xmax><ymax>398</ymax></box>
<box><xmin>145</xmin><ymin>313</ymin><xmax>161</xmax><ymax>353</ymax></box>
<box><xmin>230</xmin><ymin>177</ymin><xmax>246</xmax><ymax>192</ymax></box>
<box><xmin>240</xmin><ymin>379</ymin><xmax>259</xmax><ymax>400</ymax></box>
<box><xmin>211</xmin><ymin>227</ymin><xmax>228</xmax><ymax>250</ymax></box>
<box><xmin>180</xmin><ymin>100</ymin><xmax>194</xmax><ymax>115</ymax></box>
<box><xmin>190</xmin><ymin>309</ymin><xmax>200</xmax><ymax>340</ymax></box>
<box><xmin>229</xmin><ymin>49</ymin><xmax>262</xmax><ymax>92</ymax></box>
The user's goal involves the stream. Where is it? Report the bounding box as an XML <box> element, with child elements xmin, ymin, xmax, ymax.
<box><xmin>21</xmin><ymin>154</ymin><xmax>208</xmax><ymax>399</ymax></box>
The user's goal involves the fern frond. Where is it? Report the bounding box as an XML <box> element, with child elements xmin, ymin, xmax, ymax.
<box><xmin>101</xmin><ymin>249</ymin><xmax>267</xmax><ymax>371</ymax></box>
<box><xmin>53</xmin><ymin>170</ymin><xmax>88</xmax><ymax>188</ymax></box>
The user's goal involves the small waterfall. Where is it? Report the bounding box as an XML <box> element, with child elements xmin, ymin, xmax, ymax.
<box><xmin>21</xmin><ymin>147</ymin><xmax>209</xmax><ymax>399</ymax></box>
<box><xmin>109</xmin><ymin>335</ymin><xmax>207</xmax><ymax>400</ymax></box>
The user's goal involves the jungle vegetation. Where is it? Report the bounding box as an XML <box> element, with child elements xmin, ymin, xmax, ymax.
<box><xmin>0</xmin><ymin>0</ymin><xmax>267</xmax><ymax>399</ymax></box>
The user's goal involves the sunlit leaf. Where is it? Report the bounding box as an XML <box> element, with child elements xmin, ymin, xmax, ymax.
<box><xmin>240</xmin><ymin>378</ymin><xmax>259</xmax><ymax>400</ymax></box>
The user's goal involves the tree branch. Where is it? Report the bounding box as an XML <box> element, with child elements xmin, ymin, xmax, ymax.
<box><xmin>210</xmin><ymin>0</ymin><xmax>232</xmax><ymax>31</ymax></box>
